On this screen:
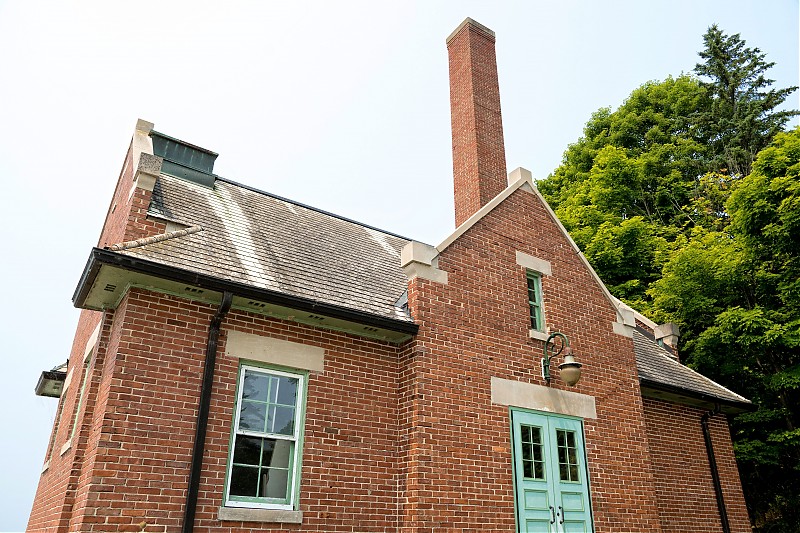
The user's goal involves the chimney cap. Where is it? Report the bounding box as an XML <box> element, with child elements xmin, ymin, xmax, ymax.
<box><xmin>446</xmin><ymin>17</ymin><xmax>495</xmax><ymax>45</ymax></box>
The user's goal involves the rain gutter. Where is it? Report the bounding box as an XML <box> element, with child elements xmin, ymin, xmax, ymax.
<box><xmin>638</xmin><ymin>377</ymin><xmax>754</xmax><ymax>414</ymax></box>
<box><xmin>181</xmin><ymin>291</ymin><xmax>233</xmax><ymax>533</ymax></box>
<box><xmin>73</xmin><ymin>248</ymin><xmax>419</xmax><ymax>336</ymax></box>
<box><xmin>701</xmin><ymin>406</ymin><xmax>731</xmax><ymax>533</ymax></box>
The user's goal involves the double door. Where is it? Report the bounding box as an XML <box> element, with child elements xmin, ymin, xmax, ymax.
<box><xmin>512</xmin><ymin>409</ymin><xmax>594</xmax><ymax>532</ymax></box>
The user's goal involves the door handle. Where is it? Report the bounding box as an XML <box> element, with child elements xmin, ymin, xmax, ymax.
<box><xmin>558</xmin><ymin>505</ymin><xmax>564</xmax><ymax>524</ymax></box>
<box><xmin>549</xmin><ymin>505</ymin><xmax>556</xmax><ymax>524</ymax></box>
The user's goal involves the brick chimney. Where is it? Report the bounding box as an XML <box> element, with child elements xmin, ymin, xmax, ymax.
<box><xmin>447</xmin><ymin>18</ymin><xmax>508</xmax><ymax>227</ymax></box>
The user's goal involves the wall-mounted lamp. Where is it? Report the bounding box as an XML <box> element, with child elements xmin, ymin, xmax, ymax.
<box><xmin>542</xmin><ymin>332</ymin><xmax>583</xmax><ymax>386</ymax></box>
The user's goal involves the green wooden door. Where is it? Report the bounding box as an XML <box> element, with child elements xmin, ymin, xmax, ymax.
<box><xmin>512</xmin><ymin>410</ymin><xmax>594</xmax><ymax>533</ymax></box>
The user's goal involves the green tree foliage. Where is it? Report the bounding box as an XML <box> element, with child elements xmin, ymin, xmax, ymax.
<box><xmin>538</xmin><ymin>76</ymin><xmax>709</xmax><ymax>305</ymax></box>
<box><xmin>649</xmin><ymin>129</ymin><xmax>800</xmax><ymax>531</ymax></box>
<box><xmin>695</xmin><ymin>25</ymin><xmax>799</xmax><ymax>178</ymax></box>
<box><xmin>539</xmin><ymin>26</ymin><xmax>797</xmax><ymax>310</ymax></box>
<box><xmin>539</xmin><ymin>25</ymin><xmax>799</xmax><ymax>530</ymax></box>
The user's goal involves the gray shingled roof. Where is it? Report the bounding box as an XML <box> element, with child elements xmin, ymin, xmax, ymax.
<box><xmin>119</xmin><ymin>174</ymin><xmax>413</xmax><ymax>323</ymax></box>
<box><xmin>634</xmin><ymin>329</ymin><xmax>750</xmax><ymax>406</ymax></box>
<box><xmin>118</xmin><ymin>172</ymin><xmax>748</xmax><ymax>408</ymax></box>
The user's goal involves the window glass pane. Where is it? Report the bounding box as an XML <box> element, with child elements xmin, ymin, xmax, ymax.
<box><xmin>259</xmin><ymin>438</ymin><xmax>290</xmax><ymax>469</ymax></box>
<box><xmin>276</xmin><ymin>376</ymin><xmax>299</xmax><ymax>406</ymax></box>
<box><xmin>228</xmin><ymin>366</ymin><xmax>303</xmax><ymax>507</ymax></box>
<box><xmin>527</xmin><ymin>272</ymin><xmax>543</xmax><ymax>331</ymax></box>
<box><xmin>269</xmin><ymin>405</ymin><xmax>296</xmax><ymax>435</ymax></box>
<box><xmin>557</xmin><ymin>429</ymin><xmax>580</xmax><ymax>482</ymax></box>
<box><xmin>242</xmin><ymin>371</ymin><xmax>269</xmax><ymax>401</ymax></box>
<box><xmin>261</xmin><ymin>468</ymin><xmax>289</xmax><ymax>499</ymax></box>
<box><xmin>230</xmin><ymin>465</ymin><xmax>259</xmax><ymax>497</ymax></box>
<box><xmin>520</xmin><ymin>424</ymin><xmax>545</xmax><ymax>480</ymax></box>
<box><xmin>527</xmin><ymin>276</ymin><xmax>538</xmax><ymax>296</ymax></box>
<box><xmin>522</xmin><ymin>443</ymin><xmax>532</xmax><ymax>461</ymax></box>
<box><xmin>523</xmin><ymin>460</ymin><xmax>534</xmax><ymax>478</ymax></box>
<box><xmin>239</xmin><ymin>400</ymin><xmax>268</xmax><ymax>432</ymax></box>
<box><xmin>233</xmin><ymin>435</ymin><xmax>262</xmax><ymax>466</ymax></box>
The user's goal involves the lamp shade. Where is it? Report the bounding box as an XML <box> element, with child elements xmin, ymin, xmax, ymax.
<box><xmin>558</xmin><ymin>353</ymin><xmax>583</xmax><ymax>386</ymax></box>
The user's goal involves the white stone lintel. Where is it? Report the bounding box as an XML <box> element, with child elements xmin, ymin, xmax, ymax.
<box><xmin>84</xmin><ymin>322</ymin><xmax>101</xmax><ymax>361</ymax></box>
<box><xmin>516</xmin><ymin>251</ymin><xmax>552</xmax><ymax>276</ymax></box>
<box><xmin>224</xmin><ymin>330</ymin><xmax>325</xmax><ymax>372</ymax></box>
<box><xmin>491</xmin><ymin>377</ymin><xmax>597</xmax><ymax>419</ymax></box>
<box><xmin>59</xmin><ymin>439</ymin><xmax>72</xmax><ymax>456</ymax></box>
<box><xmin>62</xmin><ymin>369</ymin><xmax>74</xmax><ymax>391</ymax></box>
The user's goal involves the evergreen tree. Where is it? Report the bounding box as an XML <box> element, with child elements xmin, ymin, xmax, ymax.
<box><xmin>695</xmin><ymin>25</ymin><xmax>799</xmax><ymax>178</ymax></box>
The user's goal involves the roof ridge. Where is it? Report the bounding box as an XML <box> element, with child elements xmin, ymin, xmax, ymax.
<box><xmin>108</xmin><ymin>225</ymin><xmax>204</xmax><ymax>251</ymax></box>
<box><xmin>213</xmin><ymin>175</ymin><xmax>423</xmax><ymax>243</ymax></box>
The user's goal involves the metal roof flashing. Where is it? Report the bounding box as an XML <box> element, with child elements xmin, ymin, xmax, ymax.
<box><xmin>150</xmin><ymin>130</ymin><xmax>218</xmax><ymax>188</ymax></box>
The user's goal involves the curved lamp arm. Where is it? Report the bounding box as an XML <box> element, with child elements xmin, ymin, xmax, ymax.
<box><xmin>541</xmin><ymin>332</ymin><xmax>582</xmax><ymax>386</ymax></box>
<box><xmin>542</xmin><ymin>332</ymin><xmax>569</xmax><ymax>383</ymax></box>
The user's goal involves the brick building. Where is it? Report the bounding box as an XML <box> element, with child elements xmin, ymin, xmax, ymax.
<box><xmin>29</xmin><ymin>18</ymin><xmax>753</xmax><ymax>533</ymax></box>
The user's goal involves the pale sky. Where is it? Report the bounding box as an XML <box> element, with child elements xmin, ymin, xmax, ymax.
<box><xmin>0</xmin><ymin>1</ymin><xmax>797</xmax><ymax>530</ymax></box>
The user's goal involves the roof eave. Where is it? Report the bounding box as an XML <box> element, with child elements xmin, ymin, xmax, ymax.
<box><xmin>74</xmin><ymin>248</ymin><xmax>419</xmax><ymax>337</ymax></box>
<box><xmin>35</xmin><ymin>370</ymin><xmax>67</xmax><ymax>398</ymax></box>
<box><xmin>639</xmin><ymin>377</ymin><xmax>755</xmax><ymax>414</ymax></box>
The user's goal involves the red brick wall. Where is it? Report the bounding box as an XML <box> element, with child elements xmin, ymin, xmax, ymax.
<box><xmin>47</xmin><ymin>288</ymin><xmax>405</xmax><ymax>532</ymax></box>
<box><xmin>96</xmin><ymin>142</ymin><xmax>165</xmax><ymax>250</ymax></box>
<box><xmin>30</xmin><ymin>131</ymin><xmax>165</xmax><ymax>532</ymax></box>
<box><xmin>448</xmin><ymin>20</ymin><xmax>507</xmax><ymax>227</ymax></box>
<box><xmin>402</xmin><ymin>187</ymin><xmax>664</xmax><ymax>532</ymax></box>
<box><xmin>28</xmin><ymin>186</ymin><xmax>752</xmax><ymax>533</ymax></box>
<box><xmin>643</xmin><ymin>398</ymin><xmax>751</xmax><ymax>532</ymax></box>
<box><xmin>27</xmin><ymin>308</ymin><xmax>105</xmax><ymax>533</ymax></box>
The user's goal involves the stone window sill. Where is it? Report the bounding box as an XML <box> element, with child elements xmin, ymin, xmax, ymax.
<box><xmin>529</xmin><ymin>329</ymin><xmax>550</xmax><ymax>342</ymax></box>
<box><xmin>218</xmin><ymin>506</ymin><xmax>302</xmax><ymax>523</ymax></box>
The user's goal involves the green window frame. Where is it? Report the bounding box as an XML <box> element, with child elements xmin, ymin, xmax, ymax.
<box><xmin>45</xmin><ymin>394</ymin><xmax>67</xmax><ymax>461</ymax></box>
<box><xmin>224</xmin><ymin>364</ymin><xmax>307</xmax><ymax>510</ymax></box>
<box><xmin>526</xmin><ymin>270</ymin><xmax>544</xmax><ymax>331</ymax></box>
<box><xmin>70</xmin><ymin>349</ymin><xmax>93</xmax><ymax>440</ymax></box>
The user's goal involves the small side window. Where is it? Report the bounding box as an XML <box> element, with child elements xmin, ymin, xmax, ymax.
<box><xmin>225</xmin><ymin>365</ymin><xmax>306</xmax><ymax>510</ymax></box>
<box><xmin>527</xmin><ymin>270</ymin><xmax>545</xmax><ymax>332</ymax></box>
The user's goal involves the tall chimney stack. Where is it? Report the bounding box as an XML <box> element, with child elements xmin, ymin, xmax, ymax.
<box><xmin>447</xmin><ymin>18</ymin><xmax>508</xmax><ymax>227</ymax></box>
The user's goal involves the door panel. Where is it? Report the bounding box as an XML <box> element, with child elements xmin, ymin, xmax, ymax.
<box><xmin>512</xmin><ymin>410</ymin><xmax>593</xmax><ymax>533</ymax></box>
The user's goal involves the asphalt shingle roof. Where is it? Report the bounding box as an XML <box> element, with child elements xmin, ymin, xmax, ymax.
<box><xmin>634</xmin><ymin>329</ymin><xmax>750</xmax><ymax>406</ymax></box>
<box><xmin>120</xmin><ymin>174</ymin><xmax>413</xmax><ymax>323</ymax></box>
